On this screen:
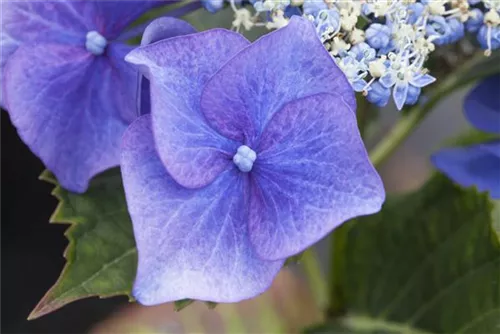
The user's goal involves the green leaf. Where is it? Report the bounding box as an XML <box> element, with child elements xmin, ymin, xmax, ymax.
<box><xmin>284</xmin><ymin>252</ymin><xmax>304</xmax><ymax>266</ymax></box>
<box><xmin>174</xmin><ymin>299</ymin><xmax>195</xmax><ymax>312</ymax></box>
<box><xmin>28</xmin><ymin>169</ymin><xmax>138</xmax><ymax>320</ymax></box>
<box><xmin>173</xmin><ymin>299</ymin><xmax>219</xmax><ymax>312</ymax></box>
<box><xmin>324</xmin><ymin>174</ymin><xmax>500</xmax><ymax>333</ymax></box>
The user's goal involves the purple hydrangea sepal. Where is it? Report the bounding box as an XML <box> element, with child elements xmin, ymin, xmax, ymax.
<box><xmin>463</xmin><ymin>75</ymin><xmax>500</xmax><ymax>134</ymax></box>
<box><xmin>136</xmin><ymin>17</ymin><xmax>196</xmax><ymax>116</ymax></box>
<box><xmin>432</xmin><ymin>142</ymin><xmax>500</xmax><ymax>198</ymax></box>
<box><xmin>123</xmin><ymin>16</ymin><xmax>385</xmax><ymax>304</ymax></box>
<box><xmin>122</xmin><ymin>114</ymin><xmax>284</xmax><ymax>304</ymax></box>
<box><xmin>432</xmin><ymin>75</ymin><xmax>500</xmax><ymax>199</ymax></box>
<box><xmin>1</xmin><ymin>1</ymin><xmax>194</xmax><ymax>193</ymax></box>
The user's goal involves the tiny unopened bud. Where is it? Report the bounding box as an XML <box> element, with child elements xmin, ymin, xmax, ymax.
<box><xmin>369</xmin><ymin>59</ymin><xmax>386</xmax><ymax>77</ymax></box>
<box><xmin>350</xmin><ymin>29</ymin><xmax>366</xmax><ymax>44</ymax></box>
<box><xmin>341</xmin><ymin>14</ymin><xmax>357</xmax><ymax>31</ymax></box>
<box><xmin>428</xmin><ymin>2</ymin><xmax>445</xmax><ymax>15</ymax></box>
<box><xmin>484</xmin><ymin>9</ymin><xmax>500</xmax><ymax>26</ymax></box>
<box><xmin>330</xmin><ymin>37</ymin><xmax>350</xmax><ymax>56</ymax></box>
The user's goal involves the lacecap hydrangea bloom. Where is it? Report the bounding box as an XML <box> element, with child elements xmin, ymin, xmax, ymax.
<box><xmin>203</xmin><ymin>0</ymin><xmax>500</xmax><ymax>110</ymax></box>
<box><xmin>432</xmin><ymin>75</ymin><xmax>500</xmax><ymax>198</ymax></box>
<box><xmin>122</xmin><ymin>16</ymin><xmax>385</xmax><ymax>304</ymax></box>
<box><xmin>0</xmin><ymin>1</ymin><xmax>194</xmax><ymax>193</ymax></box>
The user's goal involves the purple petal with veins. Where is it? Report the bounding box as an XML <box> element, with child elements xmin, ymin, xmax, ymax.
<box><xmin>121</xmin><ymin>115</ymin><xmax>283</xmax><ymax>304</ymax></box>
<box><xmin>123</xmin><ymin>16</ymin><xmax>385</xmax><ymax>304</ymax></box>
<box><xmin>249</xmin><ymin>93</ymin><xmax>384</xmax><ymax>260</ymax></box>
<box><xmin>1</xmin><ymin>1</ymin><xmax>190</xmax><ymax>192</ymax></box>
<box><xmin>126</xmin><ymin>29</ymin><xmax>250</xmax><ymax>189</ymax></box>
<box><xmin>200</xmin><ymin>16</ymin><xmax>355</xmax><ymax>144</ymax></box>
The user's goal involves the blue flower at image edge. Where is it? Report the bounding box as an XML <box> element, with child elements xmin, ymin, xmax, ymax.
<box><xmin>432</xmin><ymin>75</ymin><xmax>500</xmax><ymax>198</ymax></box>
<box><xmin>122</xmin><ymin>17</ymin><xmax>385</xmax><ymax>304</ymax></box>
<box><xmin>1</xmin><ymin>1</ymin><xmax>195</xmax><ymax>193</ymax></box>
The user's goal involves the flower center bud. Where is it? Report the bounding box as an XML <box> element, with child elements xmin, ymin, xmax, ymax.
<box><xmin>86</xmin><ymin>31</ymin><xmax>107</xmax><ymax>56</ymax></box>
<box><xmin>233</xmin><ymin>145</ymin><xmax>257</xmax><ymax>173</ymax></box>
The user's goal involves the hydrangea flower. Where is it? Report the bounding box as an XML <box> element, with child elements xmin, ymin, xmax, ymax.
<box><xmin>1</xmin><ymin>1</ymin><xmax>193</xmax><ymax>193</ymax></box>
<box><xmin>432</xmin><ymin>75</ymin><xmax>500</xmax><ymax>198</ymax></box>
<box><xmin>379</xmin><ymin>52</ymin><xmax>436</xmax><ymax>110</ymax></box>
<box><xmin>121</xmin><ymin>17</ymin><xmax>385</xmax><ymax>304</ymax></box>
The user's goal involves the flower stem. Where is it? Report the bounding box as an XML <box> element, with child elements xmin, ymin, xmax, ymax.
<box><xmin>356</xmin><ymin>93</ymin><xmax>372</xmax><ymax>139</ymax></box>
<box><xmin>301</xmin><ymin>248</ymin><xmax>328</xmax><ymax>311</ymax></box>
<box><xmin>369</xmin><ymin>104</ymin><xmax>429</xmax><ymax>167</ymax></box>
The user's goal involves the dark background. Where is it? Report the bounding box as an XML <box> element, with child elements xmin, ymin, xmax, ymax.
<box><xmin>1</xmin><ymin>111</ymin><xmax>126</xmax><ymax>334</ymax></box>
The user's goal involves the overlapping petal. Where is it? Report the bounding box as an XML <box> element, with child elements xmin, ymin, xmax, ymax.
<box><xmin>3</xmin><ymin>43</ymin><xmax>136</xmax><ymax>192</ymax></box>
<box><xmin>106</xmin><ymin>43</ymin><xmax>142</xmax><ymax>124</ymax></box>
<box><xmin>464</xmin><ymin>75</ymin><xmax>500</xmax><ymax>134</ymax></box>
<box><xmin>249</xmin><ymin>94</ymin><xmax>385</xmax><ymax>260</ymax></box>
<box><xmin>126</xmin><ymin>30</ymin><xmax>250</xmax><ymax>189</ymax></box>
<box><xmin>121</xmin><ymin>115</ymin><xmax>284</xmax><ymax>304</ymax></box>
<box><xmin>432</xmin><ymin>141</ymin><xmax>500</xmax><ymax>199</ymax></box>
<box><xmin>136</xmin><ymin>17</ymin><xmax>196</xmax><ymax>116</ymax></box>
<box><xmin>200</xmin><ymin>16</ymin><xmax>356</xmax><ymax>144</ymax></box>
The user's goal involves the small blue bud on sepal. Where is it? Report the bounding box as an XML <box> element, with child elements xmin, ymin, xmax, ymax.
<box><xmin>366</xmin><ymin>81</ymin><xmax>391</xmax><ymax>107</ymax></box>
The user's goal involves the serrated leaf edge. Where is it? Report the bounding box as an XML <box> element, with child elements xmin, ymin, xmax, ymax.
<box><xmin>28</xmin><ymin>171</ymin><xmax>137</xmax><ymax>320</ymax></box>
